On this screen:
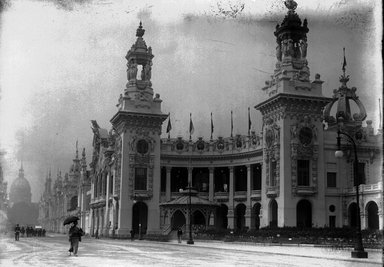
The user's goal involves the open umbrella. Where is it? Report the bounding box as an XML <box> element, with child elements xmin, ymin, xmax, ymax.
<box><xmin>63</xmin><ymin>216</ymin><xmax>79</xmax><ymax>226</ymax></box>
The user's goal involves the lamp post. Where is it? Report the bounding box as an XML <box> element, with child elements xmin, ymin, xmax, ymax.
<box><xmin>187</xmin><ymin>183</ymin><xmax>194</xmax><ymax>245</ymax></box>
<box><xmin>335</xmin><ymin>128</ymin><xmax>368</xmax><ymax>258</ymax></box>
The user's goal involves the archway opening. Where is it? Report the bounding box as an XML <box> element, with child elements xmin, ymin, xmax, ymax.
<box><xmin>269</xmin><ymin>199</ymin><xmax>278</xmax><ymax>228</ymax></box>
<box><xmin>296</xmin><ymin>199</ymin><xmax>312</xmax><ymax>228</ymax></box>
<box><xmin>132</xmin><ymin>202</ymin><xmax>148</xmax><ymax>235</ymax></box>
<box><xmin>171</xmin><ymin>209</ymin><xmax>186</xmax><ymax>230</ymax></box>
<box><xmin>192</xmin><ymin>210</ymin><xmax>206</xmax><ymax>231</ymax></box>
<box><xmin>366</xmin><ymin>201</ymin><xmax>379</xmax><ymax>230</ymax></box>
<box><xmin>235</xmin><ymin>203</ymin><xmax>246</xmax><ymax>230</ymax></box>
<box><xmin>252</xmin><ymin>203</ymin><xmax>261</xmax><ymax>230</ymax></box>
<box><xmin>215</xmin><ymin>204</ymin><xmax>228</xmax><ymax>229</ymax></box>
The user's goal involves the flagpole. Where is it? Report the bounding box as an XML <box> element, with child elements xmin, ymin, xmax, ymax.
<box><xmin>379</xmin><ymin>99</ymin><xmax>382</xmax><ymax>130</ymax></box>
<box><xmin>230</xmin><ymin>110</ymin><xmax>233</xmax><ymax>138</ymax></box>
<box><xmin>248</xmin><ymin>107</ymin><xmax>251</xmax><ymax>136</ymax></box>
<box><xmin>210</xmin><ymin>112</ymin><xmax>213</xmax><ymax>140</ymax></box>
<box><xmin>342</xmin><ymin>47</ymin><xmax>346</xmax><ymax>76</ymax></box>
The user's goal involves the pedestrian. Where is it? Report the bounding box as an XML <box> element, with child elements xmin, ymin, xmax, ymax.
<box><xmin>130</xmin><ymin>229</ymin><xmax>134</xmax><ymax>241</ymax></box>
<box><xmin>21</xmin><ymin>226</ymin><xmax>25</xmax><ymax>237</ymax></box>
<box><xmin>14</xmin><ymin>224</ymin><xmax>20</xmax><ymax>241</ymax></box>
<box><xmin>177</xmin><ymin>228</ymin><xmax>182</xmax><ymax>243</ymax></box>
<box><xmin>68</xmin><ymin>220</ymin><xmax>84</xmax><ymax>256</ymax></box>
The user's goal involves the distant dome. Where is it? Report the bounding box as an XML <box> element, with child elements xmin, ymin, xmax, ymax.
<box><xmin>9</xmin><ymin>165</ymin><xmax>31</xmax><ymax>205</ymax></box>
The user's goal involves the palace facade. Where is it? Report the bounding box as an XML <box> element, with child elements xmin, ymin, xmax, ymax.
<box><xmin>38</xmin><ymin>2</ymin><xmax>382</xmax><ymax>237</ymax></box>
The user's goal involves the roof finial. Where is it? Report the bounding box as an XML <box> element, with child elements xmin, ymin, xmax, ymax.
<box><xmin>284</xmin><ymin>0</ymin><xmax>298</xmax><ymax>12</ymax></box>
<box><xmin>339</xmin><ymin>47</ymin><xmax>349</xmax><ymax>87</ymax></box>
<box><xmin>136</xmin><ymin>21</ymin><xmax>145</xmax><ymax>38</ymax></box>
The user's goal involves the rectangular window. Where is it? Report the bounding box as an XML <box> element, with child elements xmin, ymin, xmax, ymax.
<box><xmin>327</xmin><ymin>172</ymin><xmax>337</xmax><ymax>188</ymax></box>
<box><xmin>270</xmin><ymin>160</ymin><xmax>276</xmax><ymax>187</ymax></box>
<box><xmin>109</xmin><ymin>175</ymin><xmax>114</xmax><ymax>194</ymax></box>
<box><xmin>297</xmin><ymin>160</ymin><xmax>310</xmax><ymax>186</ymax></box>
<box><xmin>161</xmin><ymin>168</ymin><xmax>166</xmax><ymax>193</ymax></box>
<box><xmin>135</xmin><ymin>168</ymin><xmax>147</xmax><ymax>190</ymax></box>
<box><xmin>357</xmin><ymin>162</ymin><xmax>366</xmax><ymax>185</ymax></box>
<box><xmin>329</xmin><ymin>216</ymin><xmax>336</xmax><ymax>228</ymax></box>
<box><xmin>252</xmin><ymin>164</ymin><xmax>262</xmax><ymax>190</ymax></box>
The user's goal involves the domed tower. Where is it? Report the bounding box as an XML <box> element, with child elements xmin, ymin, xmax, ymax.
<box><xmin>9</xmin><ymin>163</ymin><xmax>32</xmax><ymax>207</ymax></box>
<box><xmin>255</xmin><ymin>0</ymin><xmax>332</xmax><ymax>227</ymax></box>
<box><xmin>110</xmin><ymin>22</ymin><xmax>168</xmax><ymax>236</ymax></box>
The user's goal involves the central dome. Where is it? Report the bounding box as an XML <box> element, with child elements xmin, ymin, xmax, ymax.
<box><xmin>9</xmin><ymin>165</ymin><xmax>31</xmax><ymax>205</ymax></box>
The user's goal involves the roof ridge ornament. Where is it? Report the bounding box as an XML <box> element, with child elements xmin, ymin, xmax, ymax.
<box><xmin>136</xmin><ymin>21</ymin><xmax>145</xmax><ymax>38</ymax></box>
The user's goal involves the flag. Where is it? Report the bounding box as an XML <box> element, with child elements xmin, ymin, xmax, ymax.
<box><xmin>210</xmin><ymin>112</ymin><xmax>214</xmax><ymax>140</ymax></box>
<box><xmin>230</xmin><ymin>110</ymin><xmax>233</xmax><ymax>138</ymax></box>
<box><xmin>166</xmin><ymin>113</ymin><xmax>172</xmax><ymax>139</ymax></box>
<box><xmin>248</xmin><ymin>107</ymin><xmax>252</xmax><ymax>136</ymax></box>
<box><xmin>342</xmin><ymin>47</ymin><xmax>347</xmax><ymax>72</ymax></box>
<box><xmin>189</xmin><ymin>113</ymin><xmax>194</xmax><ymax>140</ymax></box>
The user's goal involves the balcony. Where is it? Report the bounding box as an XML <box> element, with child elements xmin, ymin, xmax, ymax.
<box><xmin>266</xmin><ymin>186</ymin><xmax>278</xmax><ymax>198</ymax></box>
<box><xmin>295</xmin><ymin>186</ymin><xmax>316</xmax><ymax>196</ymax></box>
<box><xmin>251</xmin><ymin>190</ymin><xmax>261</xmax><ymax>200</ymax></box>
<box><xmin>214</xmin><ymin>192</ymin><xmax>229</xmax><ymax>202</ymax></box>
<box><xmin>234</xmin><ymin>191</ymin><xmax>247</xmax><ymax>201</ymax></box>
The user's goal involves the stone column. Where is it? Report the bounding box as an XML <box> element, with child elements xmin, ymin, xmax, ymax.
<box><xmin>116</xmin><ymin>133</ymin><xmax>132</xmax><ymax>237</ymax></box>
<box><xmin>188</xmin><ymin>167</ymin><xmax>193</xmax><ymax>185</ymax></box>
<box><xmin>166</xmin><ymin>167</ymin><xmax>171</xmax><ymax>201</ymax></box>
<box><xmin>209</xmin><ymin>167</ymin><xmax>214</xmax><ymax>201</ymax></box>
<box><xmin>245</xmin><ymin>164</ymin><xmax>252</xmax><ymax>229</ymax></box>
<box><xmin>104</xmin><ymin>171</ymin><xmax>110</xmax><ymax>236</ymax></box>
<box><xmin>228</xmin><ymin>166</ymin><xmax>235</xmax><ymax>229</ymax></box>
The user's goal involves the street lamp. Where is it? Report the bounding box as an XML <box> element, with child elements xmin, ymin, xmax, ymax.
<box><xmin>187</xmin><ymin>183</ymin><xmax>194</xmax><ymax>245</ymax></box>
<box><xmin>335</xmin><ymin>127</ymin><xmax>368</xmax><ymax>258</ymax></box>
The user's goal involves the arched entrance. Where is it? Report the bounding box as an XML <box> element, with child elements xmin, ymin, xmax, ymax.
<box><xmin>348</xmin><ymin>202</ymin><xmax>358</xmax><ymax>228</ymax></box>
<box><xmin>252</xmin><ymin>203</ymin><xmax>261</xmax><ymax>230</ymax></box>
<box><xmin>269</xmin><ymin>199</ymin><xmax>278</xmax><ymax>228</ymax></box>
<box><xmin>235</xmin><ymin>203</ymin><xmax>246</xmax><ymax>230</ymax></box>
<box><xmin>192</xmin><ymin>210</ymin><xmax>205</xmax><ymax>230</ymax></box>
<box><xmin>171</xmin><ymin>210</ymin><xmax>186</xmax><ymax>230</ymax></box>
<box><xmin>216</xmin><ymin>204</ymin><xmax>228</xmax><ymax>229</ymax></box>
<box><xmin>366</xmin><ymin>201</ymin><xmax>379</xmax><ymax>230</ymax></box>
<box><xmin>132</xmin><ymin>202</ymin><xmax>148</xmax><ymax>234</ymax></box>
<box><xmin>296</xmin><ymin>199</ymin><xmax>312</xmax><ymax>228</ymax></box>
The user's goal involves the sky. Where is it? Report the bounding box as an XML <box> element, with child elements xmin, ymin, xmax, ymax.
<box><xmin>0</xmin><ymin>0</ymin><xmax>382</xmax><ymax>202</ymax></box>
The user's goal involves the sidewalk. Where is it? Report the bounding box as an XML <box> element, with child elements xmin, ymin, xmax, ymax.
<box><xmin>166</xmin><ymin>239</ymin><xmax>382</xmax><ymax>265</ymax></box>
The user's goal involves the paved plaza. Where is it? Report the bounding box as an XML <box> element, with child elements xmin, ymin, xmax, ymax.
<box><xmin>0</xmin><ymin>234</ymin><xmax>382</xmax><ymax>267</ymax></box>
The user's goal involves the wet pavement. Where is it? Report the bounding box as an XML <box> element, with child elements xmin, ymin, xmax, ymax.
<box><xmin>0</xmin><ymin>233</ymin><xmax>381</xmax><ymax>267</ymax></box>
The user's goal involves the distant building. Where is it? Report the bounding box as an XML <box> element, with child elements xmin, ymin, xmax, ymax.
<box><xmin>38</xmin><ymin>1</ymin><xmax>382</xmax><ymax>237</ymax></box>
<box><xmin>7</xmin><ymin>164</ymin><xmax>38</xmax><ymax>226</ymax></box>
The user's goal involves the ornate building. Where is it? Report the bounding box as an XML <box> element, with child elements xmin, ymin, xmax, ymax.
<box><xmin>38</xmin><ymin>1</ymin><xmax>382</xmax><ymax>236</ymax></box>
<box><xmin>38</xmin><ymin>146</ymin><xmax>91</xmax><ymax>233</ymax></box>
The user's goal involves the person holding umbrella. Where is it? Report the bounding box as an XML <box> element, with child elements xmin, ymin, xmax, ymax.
<box><xmin>64</xmin><ymin>216</ymin><xmax>84</xmax><ymax>256</ymax></box>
